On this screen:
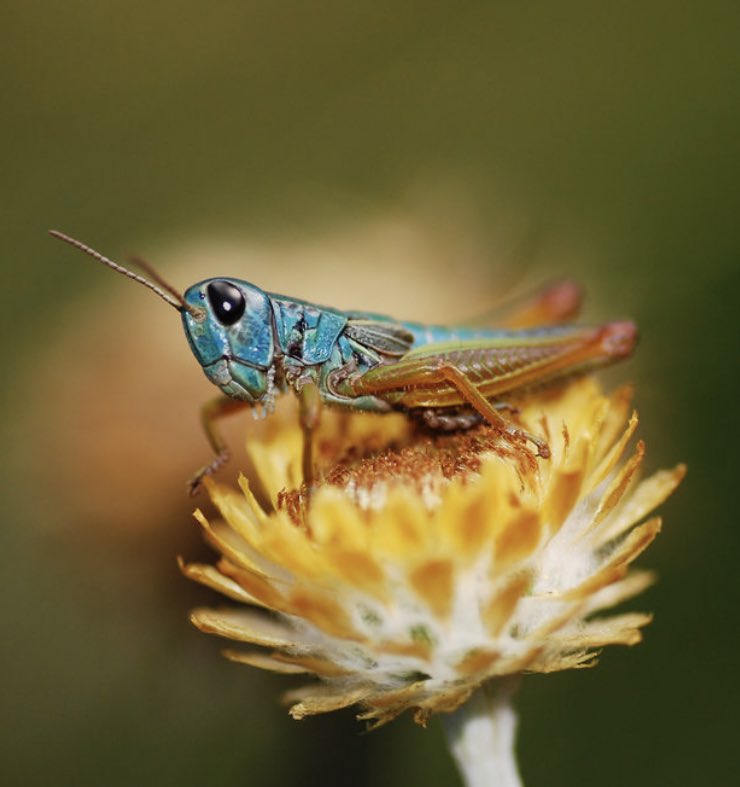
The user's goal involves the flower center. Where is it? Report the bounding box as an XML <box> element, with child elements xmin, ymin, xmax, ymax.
<box><xmin>277</xmin><ymin>419</ymin><xmax>539</xmax><ymax>525</ymax></box>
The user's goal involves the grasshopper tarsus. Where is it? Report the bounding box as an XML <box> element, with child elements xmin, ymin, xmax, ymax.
<box><xmin>188</xmin><ymin>450</ymin><xmax>230</xmax><ymax>497</ymax></box>
<box><xmin>500</xmin><ymin>423</ymin><xmax>551</xmax><ymax>460</ymax></box>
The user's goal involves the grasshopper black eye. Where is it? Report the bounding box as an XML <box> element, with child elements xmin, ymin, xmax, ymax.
<box><xmin>207</xmin><ymin>281</ymin><xmax>246</xmax><ymax>325</ymax></box>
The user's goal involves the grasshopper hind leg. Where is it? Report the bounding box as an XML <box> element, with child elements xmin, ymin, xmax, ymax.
<box><xmin>432</xmin><ymin>361</ymin><xmax>550</xmax><ymax>458</ymax></box>
<box><xmin>353</xmin><ymin>359</ymin><xmax>550</xmax><ymax>458</ymax></box>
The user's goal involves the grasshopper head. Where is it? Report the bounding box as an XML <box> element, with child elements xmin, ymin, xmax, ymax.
<box><xmin>182</xmin><ymin>278</ymin><xmax>276</xmax><ymax>403</ymax></box>
<box><xmin>47</xmin><ymin>231</ymin><xmax>278</xmax><ymax>407</ymax></box>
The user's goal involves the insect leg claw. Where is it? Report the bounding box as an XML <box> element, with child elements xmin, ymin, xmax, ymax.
<box><xmin>504</xmin><ymin>425</ymin><xmax>551</xmax><ymax>459</ymax></box>
<box><xmin>188</xmin><ymin>450</ymin><xmax>230</xmax><ymax>496</ymax></box>
<box><xmin>531</xmin><ymin>436</ymin><xmax>551</xmax><ymax>459</ymax></box>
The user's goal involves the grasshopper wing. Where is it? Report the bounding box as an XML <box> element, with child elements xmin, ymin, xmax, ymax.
<box><xmin>344</xmin><ymin>318</ymin><xmax>415</xmax><ymax>357</ymax></box>
<box><xmin>467</xmin><ymin>280</ymin><xmax>584</xmax><ymax>329</ymax></box>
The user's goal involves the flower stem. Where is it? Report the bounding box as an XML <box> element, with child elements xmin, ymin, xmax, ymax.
<box><xmin>442</xmin><ymin>678</ymin><xmax>523</xmax><ymax>787</ymax></box>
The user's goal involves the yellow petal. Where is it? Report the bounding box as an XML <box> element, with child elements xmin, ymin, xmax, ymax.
<box><xmin>599</xmin><ymin>464</ymin><xmax>686</xmax><ymax>543</ymax></box>
<box><xmin>492</xmin><ymin>509</ymin><xmax>542</xmax><ymax>571</ymax></box>
<box><xmin>178</xmin><ymin>557</ymin><xmax>267</xmax><ymax>607</ymax></box>
<box><xmin>222</xmin><ymin>649</ymin><xmax>310</xmax><ymax>674</ymax></box>
<box><xmin>191</xmin><ymin>607</ymin><xmax>299</xmax><ymax>649</ymax></box>
<box><xmin>586</xmin><ymin>411</ymin><xmax>639</xmax><ymax>494</ymax></box>
<box><xmin>409</xmin><ymin>558</ymin><xmax>455</xmax><ymax>619</ymax></box>
<box><xmin>372</xmin><ymin>487</ymin><xmax>430</xmax><ymax>557</ymax></box>
<box><xmin>287</xmin><ymin>685</ymin><xmax>371</xmax><ymax>718</ymax></box>
<box><xmin>285</xmin><ymin>586</ymin><xmax>360</xmax><ymax>640</ymax></box>
<box><xmin>592</xmin><ymin>440</ymin><xmax>645</xmax><ymax>528</ymax></box>
<box><xmin>483</xmin><ymin>572</ymin><xmax>531</xmax><ymax>636</ymax></box>
<box><xmin>543</xmin><ymin>436</ymin><xmax>588</xmax><ymax>533</ymax></box>
<box><xmin>308</xmin><ymin>487</ymin><xmax>370</xmax><ymax>548</ymax></box>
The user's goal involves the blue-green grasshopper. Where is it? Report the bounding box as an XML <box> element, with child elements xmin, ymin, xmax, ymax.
<box><xmin>50</xmin><ymin>230</ymin><xmax>637</xmax><ymax>493</ymax></box>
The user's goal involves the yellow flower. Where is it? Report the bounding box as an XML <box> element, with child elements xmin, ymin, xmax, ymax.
<box><xmin>181</xmin><ymin>378</ymin><xmax>684</xmax><ymax>729</ymax></box>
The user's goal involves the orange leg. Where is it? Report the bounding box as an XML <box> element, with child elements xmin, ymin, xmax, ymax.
<box><xmin>351</xmin><ymin>358</ymin><xmax>550</xmax><ymax>458</ymax></box>
<box><xmin>435</xmin><ymin>363</ymin><xmax>550</xmax><ymax>457</ymax></box>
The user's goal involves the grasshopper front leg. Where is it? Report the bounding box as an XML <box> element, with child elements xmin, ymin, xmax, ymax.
<box><xmin>297</xmin><ymin>381</ymin><xmax>322</xmax><ymax>488</ymax></box>
<box><xmin>189</xmin><ymin>395</ymin><xmax>250</xmax><ymax>495</ymax></box>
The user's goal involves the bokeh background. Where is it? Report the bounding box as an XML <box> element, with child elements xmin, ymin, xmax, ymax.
<box><xmin>2</xmin><ymin>2</ymin><xmax>738</xmax><ymax>785</ymax></box>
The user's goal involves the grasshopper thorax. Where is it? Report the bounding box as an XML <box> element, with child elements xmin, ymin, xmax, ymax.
<box><xmin>182</xmin><ymin>278</ymin><xmax>277</xmax><ymax>404</ymax></box>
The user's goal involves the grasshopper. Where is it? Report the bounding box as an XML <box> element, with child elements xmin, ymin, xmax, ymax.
<box><xmin>50</xmin><ymin>231</ymin><xmax>637</xmax><ymax>493</ymax></box>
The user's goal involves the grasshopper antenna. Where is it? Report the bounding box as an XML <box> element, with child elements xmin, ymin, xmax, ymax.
<box><xmin>48</xmin><ymin>230</ymin><xmax>204</xmax><ymax>319</ymax></box>
<box><xmin>127</xmin><ymin>254</ymin><xmax>189</xmax><ymax>307</ymax></box>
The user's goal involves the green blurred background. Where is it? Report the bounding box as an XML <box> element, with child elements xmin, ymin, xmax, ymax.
<box><xmin>2</xmin><ymin>1</ymin><xmax>738</xmax><ymax>785</ymax></box>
